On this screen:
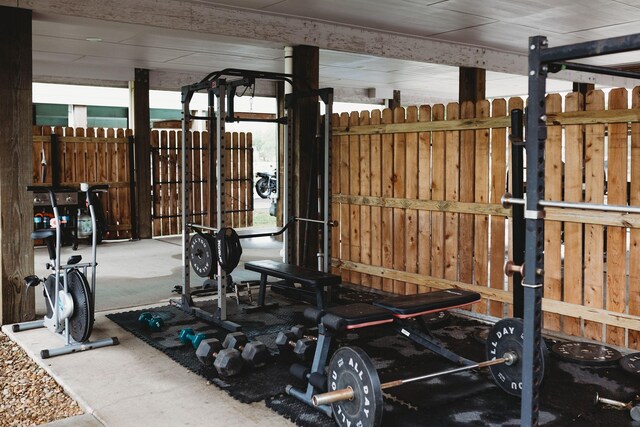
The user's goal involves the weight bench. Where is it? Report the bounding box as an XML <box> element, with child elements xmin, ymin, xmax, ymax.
<box><xmin>244</xmin><ymin>260</ymin><xmax>342</xmax><ymax>311</ymax></box>
<box><xmin>286</xmin><ymin>288</ymin><xmax>481</xmax><ymax>415</ymax></box>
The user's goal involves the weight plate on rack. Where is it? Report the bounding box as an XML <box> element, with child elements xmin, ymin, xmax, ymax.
<box><xmin>67</xmin><ymin>269</ymin><xmax>94</xmax><ymax>343</ymax></box>
<box><xmin>190</xmin><ymin>232</ymin><xmax>216</xmax><ymax>278</ymax></box>
<box><xmin>619</xmin><ymin>352</ymin><xmax>640</xmax><ymax>376</ymax></box>
<box><xmin>551</xmin><ymin>341</ymin><xmax>621</xmax><ymax>366</ymax></box>
<box><xmin>328</xmin><ymin>346</ymin><xmax>384</xmax><ymax>427</ymax></box>
<box><xmin>485</xmin><ymin>318</ymin><xmax>547</xmax><ymax>396</ymax></box>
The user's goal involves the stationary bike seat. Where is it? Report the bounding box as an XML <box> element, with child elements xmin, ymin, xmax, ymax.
<box><xmin>31</xmin><ymin>229</ymin><xmax>56</xmax><ymax>240</ymax></box>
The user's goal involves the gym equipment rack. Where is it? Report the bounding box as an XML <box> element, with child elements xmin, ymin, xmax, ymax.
<box><xmin>516</xmin><ymin>33</ymin><xmax>640</xmax><ymax>426</ymax></box>
<box><xmin>177</xmin><ymin>69</ymin><xmax>334</xmax><ymax>331</ymax></box>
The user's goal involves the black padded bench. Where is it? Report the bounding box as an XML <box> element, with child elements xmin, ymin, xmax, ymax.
<box><xmin>321</xmin><ymin>288</ymin><xmax>481</xmax><ymax>331</ymax></box>
<box><xmin>286</xmin><ymin>288</ymin><xmax>482</xmax><ymax>412</ymax></box>
<box><xmin>244</xmin><ymin>260</ymin><xmax>342</xmax><ymax>309</ymax></box>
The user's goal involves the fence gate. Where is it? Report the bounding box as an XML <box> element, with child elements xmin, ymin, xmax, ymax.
<box><xmin>151</xmin><ymin>129</ymin><xmax>253</xmax><ymax>237</ymax></box>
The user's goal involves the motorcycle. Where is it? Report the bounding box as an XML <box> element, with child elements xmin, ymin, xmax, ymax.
<box><xmin>255</xmin><ymin>170</ymin><xmax>277</xmax><ymax>199</ymax></box>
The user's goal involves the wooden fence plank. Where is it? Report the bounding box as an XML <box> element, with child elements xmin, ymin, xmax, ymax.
<box><xmin>431</xmin><ymin>104</ymin><xmax>446</xmax><ymax>281</ymax></box>
<box><xmin>489</xmin><ymin>99</ymin><xmax>507</xmax><ymax>318</ymax></box>
<box><xmin>404</xmin><ymin>106</ymin><xmax>419</xmax><ymax>295</ymax></box>
<box><xmin>349</xmin><ymin>112</ymin><xmax>361</xmax><ymax>286</ymax></box>
<box><xmin>331</xmin><ymin>113</ymin><xmax>341</xmax><ymax>276</ymax></box>
<box><xmin>606</xmin><ymin>88</ymin><xmax>628</xmax><ymax>346</ymax></box>
<box><xmin>584</xmin><ymin>90</ymin><xmax>606</xmax><ymax>342</ymax></box>
<box><xmin>563</xmin><ymin>92</ymin><xmax>584</xmax><ymax>337</ymax></box>
<box><xmin>359</xmin><ymin>111</ymin><xmax>372</xmax><ymax>289</ymax></box>
<box><xmin>369</xmin><ymin>110</ymin><xmax>383</xmax><ymax>290</ymax></box>
<box><xmin>339</xmin><ymin>112</ymin><xmax>351</xmax><ymax>284</ymax></box>
<box><xmin>393</xmin><ymin>107</ymin><xmax>406</xmax><ymax>294</ymax></box>
<box><xmin>544</xmin><ymin>93</ymin><xmax>563</xmax><ymax>333</ymax></box>
<box><xmin>151</xmin><ymin>130</ymin><xmax>161</xmax><ymax>236</ymax></box>
<box><xmin>239</xmin><ymin>132</ymin><xmax>247</xmax><ymax>227</ymax></box>
<box><xmin>473</xmin><ymin>100</ymin><xmax>490</xmax><ymax>314</ymax></box>
<box><xmin>246</xmin><ymin>133</ymin><xmax>253</xmax><ymax>227</ymax></box>
<box><xmin>381</xmin><ymin>108</ymin><xmax>394</xmax><ymax>293</ymax></box>
<box><xmin>444</xmin><ymin>103</ymin><xmax>460</xmax><ymax>282</ymax></box>
<box><xmin>417</xmin><ymin>105</ymin><xmax>431</xmax><ymax>293</ymax></box>
<box><xmin>630</xmin><ymin>86</ymin><xmax>640</xmax><ymax>350</ymax></box>
<box><xmin>160</xmin><ymin>130</ymin><xmax>169</xmax><ymax>235</ymax></box>
<box><xmin>459</xmin><ymin>101</ymin><xmax>475</xmax><ymax>290</ymax></box>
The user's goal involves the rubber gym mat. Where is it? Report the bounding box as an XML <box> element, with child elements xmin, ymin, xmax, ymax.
<box><xmin>108</xmin><ymin>291</ymin><xmax>640</xmax><ymax>426</ymax></box>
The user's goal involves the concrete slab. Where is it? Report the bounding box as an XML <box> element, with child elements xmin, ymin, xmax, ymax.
<box><xmin>14</xmin><ymin>233</ymin><xmax>293</xmax><ymax>427</ymax></box>
<box><xmin>3</xmin><ymin>310</ymin><xmax>293</xmax><ymax>427</ymax></box>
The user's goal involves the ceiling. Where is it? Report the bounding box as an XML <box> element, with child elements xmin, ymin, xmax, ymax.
<box><xmin>16</xmin><ymin>0</ymin><xmax>640</xmax><ymax>103</ymax></box>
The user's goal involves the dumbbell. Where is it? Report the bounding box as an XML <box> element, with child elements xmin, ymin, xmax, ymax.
<box><xmin>138</xmin><ymin>312</ymin><xmax>164</xmax><ymax>332</ymax></box>
<box><xmin>276</xmin><ymin>332</ymin><xmax>316</xmax><ymax>361</ymax></box>
<box><xmin>178</xmin><ymin>328</ymin><xmax>206</xmax><ymax>350</ymax></box>
<box><xmin>275</xmin><ymin>325</ymin><xmax>317</xmax><ymax>361</ymax></box>
<box><xmin>222</xmin><ymin>332</ymin><xmax>270</xmax><ymax>368</ymax></box>
<box><xmin>195</xmin><ymin>338</ymin><xmax>244</xmax><ymax>377</ymax></box>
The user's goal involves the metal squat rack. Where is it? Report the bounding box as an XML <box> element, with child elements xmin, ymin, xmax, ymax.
<box><xmin>178</xmin><ymin>68</ymin><xmax>334</xmax><ymax>332</ymax></box>
<box><xmin>509</xmin><ymin>33</ymin><xmax>640</xmax><ymax>426</ymax></box>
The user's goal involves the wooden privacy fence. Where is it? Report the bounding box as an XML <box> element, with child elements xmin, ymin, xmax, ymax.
<box><xmin>151</xmin><ymin>129</ymin><xmax>254</xmax><ymax>237</ymax></box>
<box><xmin>32</xmin><ymin>126</ymin><xmax>133</xmax><ymax>239</ymax></box>
<box><xmin>331</xmin><ymin>87</ymin><xmax>640</xmax><ymax>350</ymax></box>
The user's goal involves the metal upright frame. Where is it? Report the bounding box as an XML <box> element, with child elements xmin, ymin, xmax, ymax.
<box><xmin>179</xmin><ymin>69</ymin><xmax>292</xmax><ymax>331</ymax></box>
<box><xmin>177</xmin><ymin>69</ymin><xmax>334</xmax><ymax>331</ymax></box>
<box><xmin>520</xmin><ymin>34</ymin><xmax>640</xmax><ymax>426</ymax></box>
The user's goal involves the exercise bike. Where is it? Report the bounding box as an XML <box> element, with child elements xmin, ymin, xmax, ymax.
<box><xmin>12</xmin><ymin>183</ymin><xmax>119</xmax><ymax>359</ymax></box>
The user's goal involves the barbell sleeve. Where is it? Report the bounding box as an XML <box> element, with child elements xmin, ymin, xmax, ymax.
<box><xmin>312</xmin><ymin>386</ymin><xmax>355</xmax><ymax>406</ymax></box>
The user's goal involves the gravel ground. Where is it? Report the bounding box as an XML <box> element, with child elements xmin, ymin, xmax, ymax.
<box><xmin>0</xmin><ymin>332</ymin><xmax>82</xmax><ymax>427</ymax></box>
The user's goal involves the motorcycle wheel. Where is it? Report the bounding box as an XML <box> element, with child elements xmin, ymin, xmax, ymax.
<box><xmin>255</xmin><ymin>177</ymin><xmax>271</xmax><ymax>199</ymax></box>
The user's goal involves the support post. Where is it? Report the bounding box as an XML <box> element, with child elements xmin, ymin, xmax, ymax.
<box><xmin>0</xmin><ymin>6</ymin><xmax>33</xmax><ymax>324</ymax></box>
<box><xmin>458</xmin><ymin>67</ymin><xmax>486</xmax><ymax>104</ymax></box>
<box><xmin>521</xmin><ymin>35</ymin><xmax>548</xmax><ymax>427</ymax></box>
<box><xmin>387</xmin><ymin>90</ymin><xmax>401</xmax><ymax>110</ymax></box>
<box><xmin>291</xmin><ymin>45</ymin><xmax>319</xmax><ymax>268</ymax></box>
<box><xmin>133</xmin><ymin>68</ymin><xmax>151</xmax><ymax>239</ymax></box>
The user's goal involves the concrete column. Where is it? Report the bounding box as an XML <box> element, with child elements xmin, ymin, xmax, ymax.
<box><xmin>0</xmin><ymin>6</ymin><xmax>34</xmax><ymax>323</ymax></box>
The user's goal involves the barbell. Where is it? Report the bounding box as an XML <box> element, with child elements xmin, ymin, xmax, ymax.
<box><xmin>311</xmin><ymin>318</ymin><xmax>547</xmax><ymax>427</ymax></box>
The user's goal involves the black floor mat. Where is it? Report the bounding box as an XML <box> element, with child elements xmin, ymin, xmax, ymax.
<box><xmin>107</xmin><ymin>289</ymin><xmax>640</xmax><ymax>426</ymax></box>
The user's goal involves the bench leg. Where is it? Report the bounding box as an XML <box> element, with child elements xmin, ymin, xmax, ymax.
<box><xmin>258</xmin><ymin>273</ymin><xmax>267</xmax><ymax>306</ymax></box>
<box><xmin>316</xmin><ymin>288</ymin><xmax>326</xmax><ymax>310</ymax></box>
<box><xmin>243</xmin><ymin>273</ymin><xmax>279</xmax><ymax>313</ymax></box>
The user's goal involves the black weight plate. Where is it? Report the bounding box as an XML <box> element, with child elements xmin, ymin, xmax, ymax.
<box><xmin>67</xmin><ymin>269</ymin><xmax>94</xmax><ymax>343</ymax></box>
<box><xmin>328</xmin><ymin>346</ymin><xmax>384</xmax><ymax>427</ymax></box>
<box><xmin>486</xmin><ymin>318</ymin><xmax>547</xmax><ymax>397</ymax></box>
<box><xmin>619</xmin><ymin>352</ymin><xmax>640</xmax><ymax>376</ymax></box>
<box><xmin>551</xmin><ymin>341</ymin><xmax>621</xmax><ymax>366</ymax></box>
<box><xmin>190</xmin><ymin>233</ymin><xmax>216</xmax><ymax>278</ymax></box>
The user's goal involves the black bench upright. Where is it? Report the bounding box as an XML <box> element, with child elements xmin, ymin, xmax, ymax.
<box><xmin>244</xmin><ymin>260</ymin><xmax>342</xmax><ymax>310</ymax></box>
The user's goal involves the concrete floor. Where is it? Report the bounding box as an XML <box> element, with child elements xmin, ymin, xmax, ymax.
<box><xmin>4</xmin><ymin>229</ymin><xmax>294</xmax><ymax>427</ymax></box>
